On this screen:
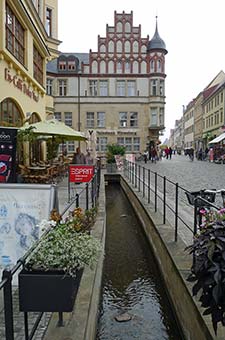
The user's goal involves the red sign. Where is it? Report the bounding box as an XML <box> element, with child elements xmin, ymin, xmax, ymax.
<box><xmin>69</xmin><ymin>165</ymin><xmax>94</xmax><ymax>183</ymax></box>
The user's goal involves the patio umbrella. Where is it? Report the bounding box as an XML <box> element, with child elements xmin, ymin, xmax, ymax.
<box><xmin>20</xmin><ymin>119</ymin><xmax>87</xmax><ymax>141</ymax></box>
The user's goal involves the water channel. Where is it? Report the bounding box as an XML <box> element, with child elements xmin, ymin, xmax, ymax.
<box><xmin>96</xmin><ymin>182</ymin><xmax>183</xmax><ymax>340</ymax></box>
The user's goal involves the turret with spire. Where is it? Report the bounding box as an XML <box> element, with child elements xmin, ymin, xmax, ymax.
<box><xmin>147</xmin><ymin>16</ymin><xmax>167</xmax><ymax>54</ymax></box>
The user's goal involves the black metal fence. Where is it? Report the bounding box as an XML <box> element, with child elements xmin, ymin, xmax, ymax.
<box><xmin>0</xmin><ymin>167</ymin><xmax>101</xmax><ymax>340</ymax></box>
<box><xmin>123</xmin><ymin>160</ymin><xmax>221</xmax><ymax>243</ymax></box>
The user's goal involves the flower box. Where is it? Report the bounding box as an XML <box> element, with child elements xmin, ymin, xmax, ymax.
<box><xmin>19</xmin><ymin>268</ymin><xmax>83</xmax><ymax>312</ymax></box>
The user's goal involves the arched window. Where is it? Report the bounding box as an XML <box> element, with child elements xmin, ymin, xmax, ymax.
<box><xmin>100</xmin><ymin>60</ymin><xmax>106</xmax><ymax>73</ymax></box>
<box><xmin>150</xmin><ymin>60</ymin><xmax>154</xmax><ymax>72</ymax></box>
<box><xmin>116</xmin><ymin>40</ymin><xmax>122</xmax><ymax>53</ymax></box>
<box><xmin>141</xmin><ymin>61</ymin><xmax>147</xmax><ymax>73</ymax></box>
<box><xmin>125</xmin><ymin>22</ymin><xmax>131</xmax><ymax>32</ymax></box>
<box><xmin>92</xmin><ymin>60</ymin><xmax>98</xmax><ymax>73</ymax></box>
<box><xmin>100</xmin><ymin>44</ymin><xmax>106</xmax><ymax>53</ymax></box>
<box><xmin>116</xmin><ymin>21</ymin><xmax>122</xmax><ymax>32</ymax></box>
<box><xmin>133</xmin><ymin>41</ymin><xmax>139</xmax><ymax>54</ymax></box>
<box><xmin>133</xmin><ymin>61</ymin><xmax>139</xmax><ymax>73</ymax></box>
<box><xmin>108</xmin><ymin>60</ymin><xmax>114</xmax><ymax>73</ymax></box>
<box><xmin>125</xmin><ymin>61</ymin><xmax>130</xmax><ymax>73</ymax></box>
<box><xmin>117</xmin><ymin>61</ymin><xmax>122</xmax><ymax>73</ymax></box>
<box><xmin>0</xmin><ymin>98</ymin><xmax>23</xmax><ymax>127</ymax></box>
<box><xmin>157</xmin><ymin>59</ymin><xmax>162</xmax><ymax>72</ymax></box>
<box><xmin>108</xmin><ymin>40</ymin><xmax>114</xmax><ymax>53</ymax></box>
<box><xmin>124</xmin><ymin>40</ymin><xmax>130</xmax><ymax>53</ymax></box>
<box><xmin>29</xmin><ymin>112</ymin><xmax>41</xmax><ymax>124</ymax></box>
<box><xmin>141</xmin><ymin>45</ymin><xmax>146</xmax><ymax>53</ymax></box>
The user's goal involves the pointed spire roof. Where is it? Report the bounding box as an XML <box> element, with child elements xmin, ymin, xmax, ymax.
<box><xmin>147</xmin><ymin>17</ymin><xmax>167</xmax><ymax>54</ymax></box>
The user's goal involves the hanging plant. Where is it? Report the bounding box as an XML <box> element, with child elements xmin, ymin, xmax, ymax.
<box><xmin>186</xmin><ymin>208</ymin><xmax>225</xmax><ymax>334</ymax></box>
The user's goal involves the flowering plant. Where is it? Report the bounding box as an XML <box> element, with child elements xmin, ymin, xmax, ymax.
<box><xmin>186</xmin><ymin>208</ymin><xmax>225</xmax><ymax>334</ymax></box>
<box><xmin>25</xmin><ymin>207</ymin><xmax>102</xmax><ymax>278</ymax></box>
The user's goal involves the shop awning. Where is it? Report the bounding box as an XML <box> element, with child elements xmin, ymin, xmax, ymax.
<box><xmin>208</xmin><ymin>132</ymin><xmax>225</xmax><ymax>144</ymax></box>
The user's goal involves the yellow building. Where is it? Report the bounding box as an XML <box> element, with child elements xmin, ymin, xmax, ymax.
<box><xmin>0</xmin><ymin>0</ymin><xmax>60</xmax><ymax>126</ymax></box>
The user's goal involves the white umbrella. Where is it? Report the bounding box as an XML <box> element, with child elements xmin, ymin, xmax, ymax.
<box><xmin>20</xmin><ymin>119</ymin><xmax>87</xmax><ymax>141</ymax></box>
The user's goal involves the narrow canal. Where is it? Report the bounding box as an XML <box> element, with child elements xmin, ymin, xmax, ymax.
<box><xmin>96</xmin><ymin>183</ymin><xmax>183</xmax><ymax>340</ymax></box>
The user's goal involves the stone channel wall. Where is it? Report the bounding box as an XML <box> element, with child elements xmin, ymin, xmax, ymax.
<box><xmin>119</xmin><ymin>174</ymin><xmax>225</xmax><ymax>340</ymax></box>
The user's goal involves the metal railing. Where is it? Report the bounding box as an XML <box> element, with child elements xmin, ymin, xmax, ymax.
<box><xmin>0</xmin><ymin>167</ymin><xmax>101</xmax><ymax>340</ymax></box>
<box><xmin>124</xmin><ymin>160</ymin><xmax>221</xmax><ymax>243</ymax></box>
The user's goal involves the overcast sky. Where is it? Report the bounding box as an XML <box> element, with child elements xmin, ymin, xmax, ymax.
<box><xmin>58</xmin><ymin>0</ymin><xmax>225</xmax><ymax>139</ymax></box>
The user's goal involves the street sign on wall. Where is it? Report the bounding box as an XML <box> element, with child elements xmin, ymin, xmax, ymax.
<box><xmin>69</xmin><ymin>165</ymin><xmax>94</xmax><ymax>183</ymax></box>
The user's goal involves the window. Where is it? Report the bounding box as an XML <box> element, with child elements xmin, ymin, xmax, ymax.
<box><xmin>151</xmin><ymin>108</ymin><xmax>157</xmax><ymax>126</ymax></box>
<box><xmin>58</xmin><ymin>80</ymin><xmax>67</xmax><ymax>96</ymax></box>
<box><xmin>133</xmin><ymin>137</ymin><xmax>140</xmax><ymax>151</ymax></box>
<box><xmin>159</xmin><ymin>80</ymin><xmax>164</xmax><ymax>96</ymax></box>
<box><xmin>86</xmin><ymin>112</ymin><xmax>94</xmax><ymax>128</ymax></box>
<box><xmin>97</xmin><ymin>137</ymin><xmax>107</xmax><ymax>151</ymax></box>
<box><xmin>89</xmin><ymin>80</ymin><xmax>98</xmax><ymax>96</ymax></box>
<box><xmin>130</xmin><ymin>112</ymin><xmax>138</xmax><ymax>127</ymax></box>
<box><xmin>221</xmin><ymin>109</ymin><xmax>223</xmax><ymax>123</ymax></box>
<box><xmin>46</xmin><ymin>8</ymin><xmax>52</xmax><ymax>36</ymax></box>
<box><xmin>33</xmin><ymin>45</ymin><xmax>43</xmax><ymax>85</ymax></box>
<box><xmin>117</xmin><ymin>81</ymin><xmax>125</xmax><ymax>96</ymax></box>
<box><xmin>97</xmin><ymin>112</ymin><xmax>105</xmax><ymax>127</ymax></box>
<box><xmin>159</xmin><ymin>108</ymin><xmax>164</xmax><ymax>126</ymax></box>
<box><xmin>46</xmin><ymin>78</ymin><xmax>53</xmax><ymax>95</ymax></box>
<box><xmin>6</xmin><ymin>4</ymin><xmax>25</xmax><ymax>65</ymax></box>
<box><xmin>64</xmin><ymin>112</ymin><xmax>72</xmax><ymax>126</ymax></box>
<box><xmin>117</xmin><ymin>61</ymin><xmax>122</xmax><ymax>73</ymax></box>
<box><xmin>151</xmin><ymin>80</ymin><xmax>157</xmax><ymax>96</ymax></box>
<box><xmin>119</xmin><ymin>112</ymin><xmax>127</xmax><ymax>127</ymax></box>
<box><xmin>99</xmin><ymin>81</ymin><xmax>108</xmax><ymax>96</ymax></box>
<box><xmin>0</xmin><ymin>98</ymin><xmax>23</xmax><ymax>127</ymax></box>
<box><xmin>54</xmin><ymin>112</ymin><xmax>62</xmax><ymax>121</ymax></box>
<box><xmin>125</xmin><ymin>137</ymin><xmax>132</xmax><ymax>151</ymax></box>
<box><xmin>59</xmin><ymin>61</ymin><xmax>66</xmax><ymax>70</ymax></box>
<box><xmin>150</xmin><ymin>60</ymin><xmax>154</xmax><ymax>72</ymax></box>
<box><xmin>157</xmin><ymin>59</ymin><xmax>162</xmax><ymax>72</ymax></box>
<box><xmin>127</xmin><ymin>81</ymin><xmax>135</xmax><ymax>96</ymax></box>
<box><xmin>67</xmin><ymin>141</ymin><xmax>75</xmax><ymax>152</ymax></box>
<box><xmin>68</xmin><ymin>61</ymin><xmax>76</xmax><ymax>70</ymax></box>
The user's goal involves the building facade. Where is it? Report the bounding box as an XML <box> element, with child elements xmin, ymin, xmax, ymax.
<box><xmin>47</xmin><ymin>11</ymin><xmax>167</xmax><ymax>157</ymax></box>
<box><xmin>0</xmin><ymin>0</ymin><xmax>60</xmax><ymax>127</ymax></box>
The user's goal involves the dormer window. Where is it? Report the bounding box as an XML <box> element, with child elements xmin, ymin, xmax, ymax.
<box><xmin>68</xmin><ymin>61</ymin><xmax>75</xmax><ymax>70</ymax></box>
<box><xmin>59</xmin><ymin>61</ymin><xmax>66</xmax><ymax>70</ymax></box>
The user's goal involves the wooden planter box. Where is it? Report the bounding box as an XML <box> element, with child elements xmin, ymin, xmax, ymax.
<box><xmin>18</xmin><ymin>268</ymin><xmax>83</xmax><ymax>312</ymax></box>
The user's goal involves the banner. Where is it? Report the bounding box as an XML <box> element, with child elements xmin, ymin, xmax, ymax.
<box><xmin>114</xmin><ymin>155</ymin><xmax>124</xmax><ymax>171</ymax></box>
<box><xmin>0</xmin><ymin>127</ymin><xmax>18</xmax><ymax>183</ymax></box>
<box><xmin>69</xmin><ymin>165</ymin><xmax>94</xmax><ymax>183</ymax></box>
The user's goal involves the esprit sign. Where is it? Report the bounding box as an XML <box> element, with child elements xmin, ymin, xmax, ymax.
<box><xmin>5</xmin><ymin>68</ymin><xmax>39</xmax><ymax>102</ymax></box>
<box><xmin>69</xmin><ymin>165</ymin><xmax>94</xmax><ymax>183</ymax></box>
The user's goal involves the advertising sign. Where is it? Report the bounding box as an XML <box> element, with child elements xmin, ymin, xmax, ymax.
<box><xmin>0</xmin><ymin>127</ymin><xmax>18</xmax><ymax>183</ymax></box>
<box><xmin>69</xmin><ymin>165</ymin><xmax>94</xmax><ymax>183</ymax></box>
<box><xmin>0</xmin><ymin>184</ymin><xmax>57</xmax><ymax>271</ymax></box>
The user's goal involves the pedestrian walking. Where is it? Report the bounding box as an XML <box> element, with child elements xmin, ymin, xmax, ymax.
<box><xmin>169</xmin><ymin>147</ymin><xmax>173</xmax><ymax>159</ymax></box>
<box><xmin>143</xmin><ymin>150</ymin><xmax>148</xmax><ymax>164</ymax></box>
<box><xmin>72</xmin><ymin>147</ymin><xmax>86</xmax><ymax>164</ymax></box>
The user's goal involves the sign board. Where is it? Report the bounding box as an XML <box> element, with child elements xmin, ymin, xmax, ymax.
<box><xmin>69</xmin><ymin>165</ymin><xmax>94</xmax><ymax>183</ymax></box>
<box><xmin>0</xmin><ymin>127</ymin><xmax>17</xmax><ymax>183</ymax></box>
<box><xmin>0</xmin><ymin>184</ymin><xmax>57</xmax><ymax>270</ymax></box>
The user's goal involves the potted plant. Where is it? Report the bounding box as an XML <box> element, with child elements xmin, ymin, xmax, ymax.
<box><xmin>186</xmin><ymin>208</ymin><xmax>225</xmax><ymax>334</ymax></box>
<box><xmin>106</xmin><ymin>144</ymin><xmax>126</xmax><ymax>173</ymax></box>
<box><xmin>19</xmin><ymin>207</ymin><xmax>102</xmax><ymax>312</ymax></box>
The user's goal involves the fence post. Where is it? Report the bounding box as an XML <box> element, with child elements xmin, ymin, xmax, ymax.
<box><xmin>138</xmin><ymin>165</ymin><xmax>141</xmax><ymax>192</ymax></box>
<box><xmin>91</xmin><ymin>178</ymin><xmax>94</xmax><ymax>208</ymax></box>
<box><xmin>163</xmin><ymin>176</ymin><xmax>166</xmax><ymax>224</ymax></box>
<box><xmin>175</xmin><ymin>183</ymin><xmax>178</xmax><ymax>242</ymax></box>
<box><xmin>86</xmin><ymin>183</ymin><xmax>89</xmax><ymax>210</ymax></box>
<box><xmin>143</xmin><ymin>167</ymin><xmax>145</xmax><ymax>197</ymax></box>
<box><xmin>154</xmin><ymin>172</ymin><xmax>157</xmax><ymax>212</ymax></box>
<box><xmin>135</xmin><ymin>163</ymin><xmax>137</xmax><ymax>188</ymax></box>
<box><xmin>132</xmin><ymin>162</ymin><xmax>134</xmax><ymax>185</ymax></box>
<box><xmin>148</xmin><ymin>169</ymin><xmax>150</xmax><ymax>203</ymax></box>
<box><xmin>76</xmin><ymin>193</ymin><xmax>79</xmax><ymax>208</ymax></box>
<box><xmin>3</xmin><ymin>269</ymin><xmax>14</xmax><ymax>340</ymax></box>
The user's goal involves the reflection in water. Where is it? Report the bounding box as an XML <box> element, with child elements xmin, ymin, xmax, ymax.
<box><xmin>96</xmin><ymin>183</ymin><xmax>183</xmax><ymax>340</ymax></box>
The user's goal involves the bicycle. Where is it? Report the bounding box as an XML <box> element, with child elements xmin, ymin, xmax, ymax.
<box><xmin>185</xmin><ymin>189</ymin><xmax>225</xmax><ymax>233</ymax></box>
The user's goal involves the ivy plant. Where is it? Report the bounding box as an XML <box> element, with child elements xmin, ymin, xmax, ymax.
<box><xmin>186</xmin><ymin>208</ymin><xmax>225</xmax><ymax>334</ymax></box>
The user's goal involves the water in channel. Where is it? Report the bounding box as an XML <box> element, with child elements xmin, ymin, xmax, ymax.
<box><xmin>96</xmin><ymin>183</ymin><xmax>183</xmax><ymax>340</ymax></box>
